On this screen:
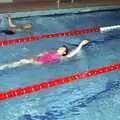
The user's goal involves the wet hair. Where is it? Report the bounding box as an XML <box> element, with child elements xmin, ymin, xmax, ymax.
<box><xmin>61</xmin><ymin>45</ymin><xmax>69</xmax><ymax>56</ymax></box>
<box><xmin>1</xmin><ymin>30</ymin><xmax>15</xmax><ymax>35</ymax></box>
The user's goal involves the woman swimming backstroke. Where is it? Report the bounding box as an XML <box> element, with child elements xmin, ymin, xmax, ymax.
<box><xmin>0</xmin><ymin>40</ymin><xmax>89</xmax><ymax>70</ymax></box>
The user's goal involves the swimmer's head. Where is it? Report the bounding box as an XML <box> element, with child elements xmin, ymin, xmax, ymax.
<box><xmin>57</xmin><ymin>45</ymin><xmax>69</xmax><ymax>56</ymax></box>
<box><xmin>4</xmin><ymin>30</ymin><xmax>15</xmax><ymax>35</ymax></box>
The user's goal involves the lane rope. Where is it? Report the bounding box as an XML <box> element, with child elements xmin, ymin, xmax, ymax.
<box><xmin>0</xmin><ymin>25</ymin><xmax>119</xmax><ymax>47</ymax></box>
<box><xmin>100</xmin><ymin>25</ymin><xmax>120</xmax><ymax>32</ymax></box>
<box><xmin>0</xmin><ymin>27</ymin><xmax>100</xmax><ymax>46</ymax></box>
<box><xmin>0</xmin><ymin>63</ymin><xmax>120</xmax><ymax>101</ymax></box>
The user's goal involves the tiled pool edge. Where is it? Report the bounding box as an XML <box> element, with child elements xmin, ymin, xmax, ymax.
<box><xmin>6</xmin><ymin>5</ymin><xmax>120</xmax><ymax>18</ymax></box>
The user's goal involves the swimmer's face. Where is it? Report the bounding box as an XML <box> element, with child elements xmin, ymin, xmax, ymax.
<box><xmin>57</xmin><ymin>47</ymin><xmax>67</xmax><ymax>56</ymax></box>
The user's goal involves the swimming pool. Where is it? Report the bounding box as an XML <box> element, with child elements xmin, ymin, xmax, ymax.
<box><xmin>0</xmin><ymin>7</ymin><xmax>120</xmax><ymax>120</ymax></box>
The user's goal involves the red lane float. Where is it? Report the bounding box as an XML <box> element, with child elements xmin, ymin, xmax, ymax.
<box><xmin>0</xmin><ymin>27</ymin><xmax>100</xmax><ymax>46</ymax></box>
<box><xmin>0</xmin><ymin>63</ymin><xmax>120</xmax><ymax>101</ymax></box>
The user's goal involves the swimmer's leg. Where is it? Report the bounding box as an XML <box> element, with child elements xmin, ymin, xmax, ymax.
<box><xmin>26</xmin><ymin>28</ymin><xmax>33</xmax><ymax>36</ymax></box>
<box><xmin>29</xmin><ymin>30</ymin><xmax>33</xmax><ymax>36</ymax></box>
<box><xmin>0</xmin><ymin>59</ymin><xmax>34</xmax><ymax>70</ymax></box>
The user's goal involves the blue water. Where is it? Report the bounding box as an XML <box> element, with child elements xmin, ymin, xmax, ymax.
<box><xmin>0</xmin><ymin>9</ymin><xmax>120</xmax><ymax>120</ymax></box>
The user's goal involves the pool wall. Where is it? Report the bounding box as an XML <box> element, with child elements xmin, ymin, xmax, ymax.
<box><xmin>7</xmin><ymin>5</ymin><xmax>120</xmax><ymax>18</ymax></box>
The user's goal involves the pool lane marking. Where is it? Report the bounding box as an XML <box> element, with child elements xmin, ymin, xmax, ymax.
<box><xmin>0</xmin><ymin>24</ymin><xmax>119</xmax><ymax>47</ymax></box>
<box><xmin>0</xmin><ymin>63</ymin><xmax>120</xmax><ymax>101</ymax></box>
<box><xmin>0</xmin><ymin>27</ymin><xmax>100</xmax><ymax>46</ymax></box>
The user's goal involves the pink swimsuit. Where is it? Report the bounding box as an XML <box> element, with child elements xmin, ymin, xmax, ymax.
<box><xmin>33</xmin><ymin>51</ymin><xmax>61</xmax><ymax>64</ymax></box>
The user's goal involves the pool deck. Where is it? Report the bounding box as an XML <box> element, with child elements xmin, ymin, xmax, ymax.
<box><xmin>0</xmin><ymin>0</ymin><xmax>120</xmax><ymax>13</ymax></box>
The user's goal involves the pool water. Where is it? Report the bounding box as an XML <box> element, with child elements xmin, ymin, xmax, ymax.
<box><xmin>0</xmin><ymin>9</ymin><xmax>120</xmax><ymax>120</ymax></box>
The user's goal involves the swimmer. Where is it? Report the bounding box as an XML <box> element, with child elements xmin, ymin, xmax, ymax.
<box><xmin>0</xmin><ymin>40</ymin><xmax>89</xmax><ymax>70</ymax></box>
<box><xmin>7</xmin><ymin>15</ymin><xmax>32</xmax><ymax>34</ymax></box>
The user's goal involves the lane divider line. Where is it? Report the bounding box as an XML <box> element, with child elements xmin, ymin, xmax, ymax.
<box><xmin>0</xmin><ymin>27</ymin><xmax>100</xmax><ymax>46</ymax></box>
<box><xmin>1</xmin><ymin>24</ymin><xmax>120</xmax><ymax>47</ymax></box>
<box><xmin>0</xmin><ymin>63</ymin><xmax>119</xmax><ymax>101</ymax></box>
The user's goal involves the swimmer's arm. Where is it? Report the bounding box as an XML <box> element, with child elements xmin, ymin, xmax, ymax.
<box><xmin>65</xmin><ymin>43</ymin><xmax>83</xmax><ymax>58</ymax></box>
<box><xmin>65</xmin><ymin>40</ymin><xmax>90</xmax><ymax>58</ymax></box>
